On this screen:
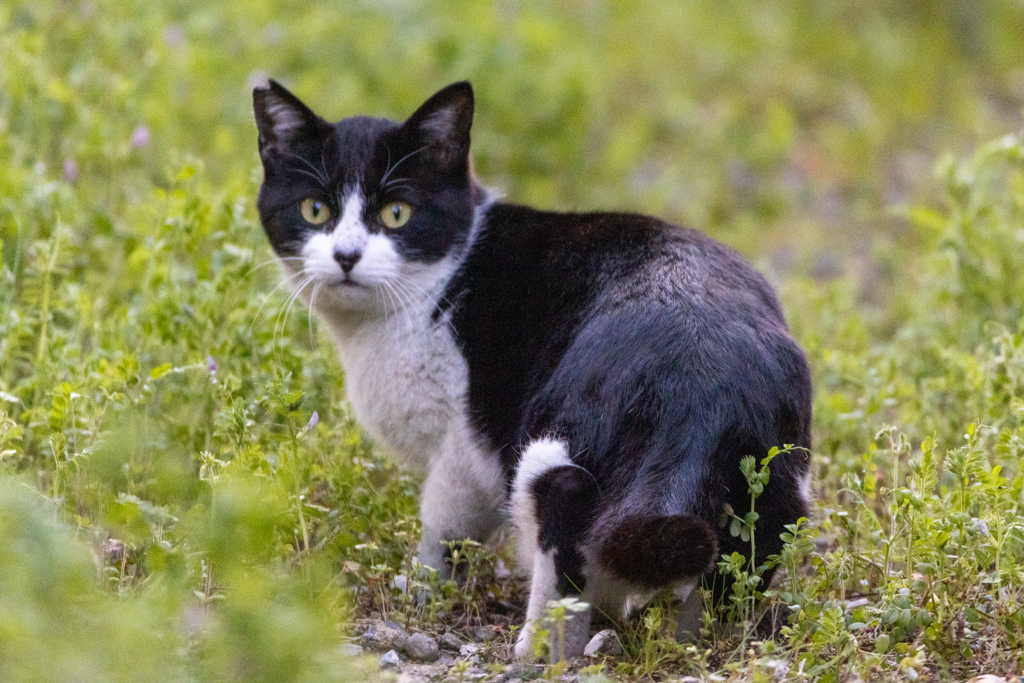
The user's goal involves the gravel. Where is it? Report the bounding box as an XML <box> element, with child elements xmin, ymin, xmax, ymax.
<box><xmin>378</xmin><ymin>649</ymin><xmax>401</xmax><ymax>671</ymax></box>
<box><xmin>405</xmin><ymin>632</ymin><xmax>440</xmax><ymax>662</ymax></box>
<box><xmin>360</xmin><ymin>620</ymin><xmax>410</xmax><ymax>653</ymax></box>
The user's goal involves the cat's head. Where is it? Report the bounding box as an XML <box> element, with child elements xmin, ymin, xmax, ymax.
<box><xmin>253</xmin><ymin>80</ymin><xmax>481</xmax><ymax>316</ymax></box>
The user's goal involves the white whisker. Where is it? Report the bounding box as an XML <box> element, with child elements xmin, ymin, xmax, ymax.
<box><xmin>378</xmin><ymin>280</ymin><xmax>401</xmax><ymax>331</ymax></box>
<box><xmin>384</xmin><ymin>279</ymin><xmax>414</xmax><ymax>333</ymax></box>
<box><xmin>283</xmin><ymin>153</ymin><xmax>330</xmax><ymax>188</ymax></box>
<box><xmin>382</xmin><ymin>179</ymin><xmax>416</xmax><ymax>193</ymax></box>
<box><xmin>388</xmin><ymin>277</ymin><xmax>426</xmax><ymax>333</ymax></box>
<box><xmin>243</xmin><ymin>256</ymin><xmax>305</xmax><ymax>282</ymax></box>
<box><xmin>394</xmin><ymin>272</ymin><xmax>449</xmax><ymax>314</ymax></box>
<box><xmin>290</xmin><ymin>167</ymin><xmax>330</xmax><ymax>186</ymax></box>
<box><xmin>274</xmin><ymin>275</ymin><xmax>313</xmax><ymax>353</ymax></box>
<box><xmin>249</xmin><ymin>268</ymin><xmax>310</xmax><ymax>338</ymax></box>
<box><xmin>308</xmin><ymin>281</ymin><xmax>323</xmax><ymax>350</ymax></box>
<box><xmin>319</xmin><ymin>145</ymin><xmax>331</xmax><ymax>187</ymax></box>
<box><xmin>380</xmin><ymin>145</ymin><xmax>427</xmax><ymax>188</ymax></box>
<box><xmin>374</xmin><ymin>284</ymin><xmax>390</xmax><ymax>328</ymax></box>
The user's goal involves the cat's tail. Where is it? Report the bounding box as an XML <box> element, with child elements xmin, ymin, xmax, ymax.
<box><xmin>597</xmin><ymin>514</ymin><xmax>718</xmax><ymax>589</ymax></box>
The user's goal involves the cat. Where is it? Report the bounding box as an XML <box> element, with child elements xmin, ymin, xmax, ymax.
<box><xmin>252</xmin><ymin>80</ymin><xmax>812</xmax><ymax>658</ymax></box>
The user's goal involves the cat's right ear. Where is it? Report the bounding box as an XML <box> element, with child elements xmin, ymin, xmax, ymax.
<box><xmin>253</xmin><ymin>80</ymin><xmax>326</xmax><ymax>163</ymax></box>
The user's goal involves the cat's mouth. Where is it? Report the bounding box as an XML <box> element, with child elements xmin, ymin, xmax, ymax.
<box><xmin>336</xmin><ymin>275</ymin><xmax>363</xmax><ymax>288</ymax></box>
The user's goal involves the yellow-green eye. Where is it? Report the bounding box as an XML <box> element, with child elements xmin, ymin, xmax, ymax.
<box><xmin>300</xmin><ymin>198</ymin><xmax>331</xmax><ymax>225</ymax></box>
<box><xmin>379</xmin><ymin>202</ymin><xmax>412</xmax><ymax>229</ymax></box>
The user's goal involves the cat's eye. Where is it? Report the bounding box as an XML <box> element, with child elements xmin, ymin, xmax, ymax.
<box><xmin>300</xmin><ymin>198</ymin><xmax>332</xmax><ymax>225</ymax></box>
<box><xmin>379</xmin><ymin>202</ymin><xmax>412</xmax><ymax>229</ymax></box>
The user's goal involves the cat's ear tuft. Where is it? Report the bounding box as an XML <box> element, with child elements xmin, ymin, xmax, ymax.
<box><xmin>404</xmin><ymin>81</ymin><xmax>474</xmax><ymax>170</ymax></box>
<box><xmin>253</xmin><ymin>80</ymin><xmax>324</xmax><ymax>160</ymax></box>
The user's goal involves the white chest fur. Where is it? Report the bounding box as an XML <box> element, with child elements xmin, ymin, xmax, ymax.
<box><xmin>288</xmin><ymin>192</ymin><xmax>506</xmax><ymax>568</ymax></box>
<box><xmin>319</xmin><ymin>286</ymin><xmax>507</xmax><ymax>571</ymax></box>
<box><xmin>290</xmin><ymin>188</ymin><xmax>474</xmax><ymax>472</ymax></box>
<box><xmin>323</xmin><ymin>310</ymin><xmax>468</xmax><ymax>473</ymax></box>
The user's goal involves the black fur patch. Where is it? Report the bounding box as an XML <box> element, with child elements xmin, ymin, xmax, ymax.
<box><xmin>443</xmin><ymin>203</ymin><xmax>811</xmax><ymax>598</ymax></box>
<box><xmin>531</xmin><ymin>465</ymin><xmax>600</xmax><ymax>595</ymax></box>
<box><xmin>598</xmin><ymin>515</ymin><xmax>718</xmax><ymax>589</ymax></box>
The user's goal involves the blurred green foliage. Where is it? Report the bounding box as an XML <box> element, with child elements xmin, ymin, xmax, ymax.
<box><xmin>1</xmin><ymin>0</ymin><xmax>1024</xmax><ymax>680</ymax></box>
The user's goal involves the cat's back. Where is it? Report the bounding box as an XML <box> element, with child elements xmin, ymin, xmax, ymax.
<box><xmin>456</xmin><ymin>203</ymin><xmax>784</xmax><ymax>323</ymax></box>
<box><xmin>445</xmin><ymin>203</ymin><xmax>810</xmax><ymax>470</ymax></box>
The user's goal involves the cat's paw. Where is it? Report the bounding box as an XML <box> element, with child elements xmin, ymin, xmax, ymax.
<box><xmin>513</xmin><ymin>625</ymin><xmax>537</xmax><ymax>660</ymax></box>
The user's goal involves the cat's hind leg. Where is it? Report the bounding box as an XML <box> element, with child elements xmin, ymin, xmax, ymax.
<box><xmin>511</xmin><ymin>438</ymin><xmax>599</xmax><ymax>659</ymax></box>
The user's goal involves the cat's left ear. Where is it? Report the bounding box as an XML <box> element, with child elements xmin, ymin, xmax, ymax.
<box><xmin>403</xmin><ymin>81</ymin><xmax>474</xmax><ymax>171</ymax></box>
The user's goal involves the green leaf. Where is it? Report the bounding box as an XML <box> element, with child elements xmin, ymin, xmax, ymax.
<box><xmin>149</xmin><ymin>363</ymin><xmax>173</xmax><ymax>380</ymax></box>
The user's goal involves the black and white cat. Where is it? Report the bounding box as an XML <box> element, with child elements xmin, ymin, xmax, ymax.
<box><xmin>252</xmin><ymin>80</ymin><xmax>812</xmax><ymax>657</ymax></box>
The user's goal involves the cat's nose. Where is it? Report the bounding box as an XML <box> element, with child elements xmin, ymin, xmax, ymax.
<box><xmin>333</xmin><ymin>250</ymin><xmax>361</xmax><ymax>273</ymax></box>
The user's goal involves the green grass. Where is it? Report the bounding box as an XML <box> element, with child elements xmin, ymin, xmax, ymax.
<box><xmin>2</xmin><ymin>1</ymin><xmax>1024</xmax><ymax>680</ymax></box>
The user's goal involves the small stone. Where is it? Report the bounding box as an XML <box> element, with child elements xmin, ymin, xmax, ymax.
<box><xmin>583</xmin><ymin>629</ymin><xmax>623</xmax><ymax>657</ymax></box>
<box><xmin>439</xmin><ymin>632</ymin><xmax>462</xmax><ymax>651</ymax></box>
<box><xmin>458</xmin><ymin>642</ymin><xmax>481</xmax><ymax>665</ymax></box>
<box><xmin>361</xmin><ymin>620</ymin><xmax>410</xmax><ymax>652</ymax></box>
<box><xmin>472</xmin><ymin>625</ymin><xmax>496</xmax><ymax>642</ymax></box>
<box><xmin>443</xmin><ymin>670</ymin><xmax>488</xmax><ymax>682</ymax></box>
<box><xmin>391</xmin><ymin>573</ymin><xmax>408</xmax><ymax>593</ymax></box>
<box><xmin>405</xmin><ymin>632</ymin><xmax>440</xmax><ymax>662</ymax></box>
<box><xmin>379</xmin><ymin>649</ymin><xmax>400</xmax><ymax>670</ymax></box>
<box><xmin>505</xmin><ymin>662</ymin><xmax>545</xmax><ymax>680</ymax></box>
<box><xmin>383</xmin><ymin>619</ymin><xmax>407</xmax><ymax>633</ymax></box>
<box><xmin>338</xmin><ymin>643</ymin><xmax>364</xmax><ymax>657</ymax></box>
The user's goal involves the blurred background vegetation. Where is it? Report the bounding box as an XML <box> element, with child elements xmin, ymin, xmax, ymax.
<box><xmin>1</xmin><ymin>1</ymin><xmax>1024</xmax><ymax>680</ymax></box>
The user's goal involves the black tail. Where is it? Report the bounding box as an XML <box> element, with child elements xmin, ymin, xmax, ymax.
<box><xmin>598</xmin><ymin>514</ymin><xmax>718</xmax><ymax>589</ymax></box>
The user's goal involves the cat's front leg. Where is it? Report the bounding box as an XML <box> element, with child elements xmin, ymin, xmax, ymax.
<box><xmin>416</xmin><ymin>429</ymin><xmax>505</xmax><ymax>574</ymax></box>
